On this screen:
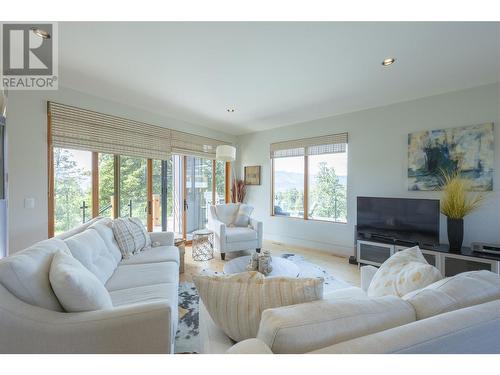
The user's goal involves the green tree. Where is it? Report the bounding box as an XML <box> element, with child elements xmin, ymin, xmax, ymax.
<box><xmin>274</xmin><ymin>187</ymin><xmax>304</xmax><ymax>216</ymax></box>
<box><xmin>98</xmin><ymin>153</ymin><xmax>114</xmax><ymax>216</ymax></box>
<box><xmin>215</xmin><ymin>160</ymin><xmax>226</xmax><ymax>203</ymax></box>
<box><xmin>310</xmin><ymin>162</ymin><xmax>346</xmax><ymax>221</ymax></box>
<box><xmin>54</xmin><ymin>148</ymin><xmax>91</xmax><ymax>234</ymax></box>
<box><xmin>119</xmin><ymin>156</ymin><xmax>148</xmax><ymax>222</ymax></box>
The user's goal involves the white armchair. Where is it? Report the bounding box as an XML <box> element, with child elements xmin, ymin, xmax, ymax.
<box><xmin>207</xmin><ymin>203</ymin><xmax>263</xmax><ymax>260</ymax></box>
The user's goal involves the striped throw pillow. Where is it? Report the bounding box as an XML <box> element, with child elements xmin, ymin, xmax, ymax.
<box><xmin>194</xmin><ymin>271</ymin><xmax>324</xmax><ymax>342</ymax></box>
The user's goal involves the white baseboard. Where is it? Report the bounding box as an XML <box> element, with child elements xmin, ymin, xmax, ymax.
<box><xmin>263</xmin><ymin>233</ymin><xmax>355</xmax><ymax>258</ymax></box>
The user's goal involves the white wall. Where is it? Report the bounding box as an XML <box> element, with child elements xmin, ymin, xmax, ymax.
<box><xmin>236</xmin><ymin>83</ymin><xmax>500</xmax><ymax>257</ymax></box>
<box><xmin>6</xmin><ymin>86</ymin><xmax>236</xmax><ymax>253</ymax></box>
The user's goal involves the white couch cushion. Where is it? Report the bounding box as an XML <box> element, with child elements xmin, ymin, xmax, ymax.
<box><xmin>105</xmin><ymin>262</ymin><xmax>179</xmax><ymax>291</ymax></box>
<box><xmin>65</xmin><ymin>229</ymin><xmax>118</xmax><ymax>284</ymax></box>
<box><xmin>49</xmin><ymin>250</ymin><xmax>113</xmax><ymax>312</ymax></box>
<box><xmin>215</xmin><ymin>203</ymin><xmax>239</xmax><ymax>226</ymax></box>
<box><xmin>403</xmin><ymin>270</ymin><xmax>500</xmax><ymax>320</ymax></box>
<box><xmin>0</xmin><ymin>238</ymin><xmax>70</xmax><ymax>311</ymax></box>
<box><xmin>367</xmin><ymin>246</ymin><xmax>442</xmax><ymax>297</ymax></box>
<box><xmin>324</xmin><ymin>286</ymin><xmax>368</xmax><ymax>300</ymax></box>
<box><xmin>120</xmin><ymin>246</ymin><xmax>179</xmax><ymax>265</ymax></box>
<box><xmin>225</xmin><ymin>227</ymin><xmax>258</xmax><ymax>243</ymax></box>
<box><xmin>109</xmin><ymin>282</ymin><xmax>179</xmax><ymax>343</ymax></box>
<box><xmin>310</xmin><ymin>299</ymin><xmax>500</xmax><ymax>354</ymax></box>
<box><xmin>194</xmin><ymin>271</ymin><xmax>323</xmax><ymax>342</ymax></box>
<box><xmin>109</xmin><ymin>283</ymin><xmax>178</xmax><ymax>307</ymax></box>
<box><xmin>257</xmin><ymin>295</ymin><xmax>416</xmax><ymax>354</ymax></box>
<box><xmin>233</xmin><ymin>204</ymin><xmax>253</xmax><ymax>227</ymax></box>
<box><xmin>88</xmin><ymin>221</ymin><xmax>122</xmax><ymax>264</ymax></box>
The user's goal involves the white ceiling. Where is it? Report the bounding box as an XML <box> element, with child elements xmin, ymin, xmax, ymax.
<box><xmin>59</xmin><ymin>22</ymin><xmax>500</xmax><ymax>135</ymax></box>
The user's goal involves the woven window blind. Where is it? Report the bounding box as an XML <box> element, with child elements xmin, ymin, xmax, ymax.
<box><xmin>270</xmin><ymin>132</ymin><xmax>348</xmax><ymax>158</ymax></box>
<box><xmin>48</xmin><ymin>102</ymin><xmax>229</xmax><ymax>160</ymax></box>
<box><xmin>171</xmin><ymin>130</ymin><xmax>228</xmax><ymax>159</ymax></box>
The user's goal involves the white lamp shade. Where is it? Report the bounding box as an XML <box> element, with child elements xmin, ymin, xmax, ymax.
<box><xmin>216</xmin><ymin>145</ymin><xmax>236</xmax><ymax>162</ymax></box>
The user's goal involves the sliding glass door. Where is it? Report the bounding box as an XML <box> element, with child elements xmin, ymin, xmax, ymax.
<box><xmin>185</xmin><ymin>156</ymin><xmax>213</xmax><ymax>239</ymax></box>
<box><xmin>51</xmin><ymin>150</ymin><xmax>228</xmax><ymax>239</ymax></box>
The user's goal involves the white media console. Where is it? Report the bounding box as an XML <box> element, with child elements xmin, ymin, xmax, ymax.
<box><xmin>357</xmin><ymin>239</ymin><xmax>500</xmax><ymax>277</ymax></box>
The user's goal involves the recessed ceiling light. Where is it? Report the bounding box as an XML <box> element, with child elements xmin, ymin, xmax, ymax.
<box><xmin>226</xmin><ymin>108</ymin><xmax>235</xmax><ymax>113</ymax></box>
<box><xmin>382</xmin><ymin>57</ymin><xmax>396</xmax><ymax>67</ymax></box>
<box><xmin>31</xmin><ymin>27</ymin><xmax>51</xmax><ymax>39</ymax></box>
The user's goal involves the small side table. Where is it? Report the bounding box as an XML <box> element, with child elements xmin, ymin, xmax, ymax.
<box><xmin>174</xmin><ymin>238</ymin><xmax>186</xmax><ymax>273</ymax></box>
<box><xmin>192</xmin><ymin>229</ymin><xmax>214</xmax><ymax>261</ymax></box>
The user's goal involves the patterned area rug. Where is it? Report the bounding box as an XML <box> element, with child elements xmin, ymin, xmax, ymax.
<box><xmin>174</xmin><ymin>253</ymin><xmax>352</xmax><ymax>353</ymax></box>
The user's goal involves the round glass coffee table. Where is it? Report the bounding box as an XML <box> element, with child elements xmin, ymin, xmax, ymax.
<box><xmin>223</xmin><ymin>255</ymin><xmax>300</xmax><ymax>278</ymax></box>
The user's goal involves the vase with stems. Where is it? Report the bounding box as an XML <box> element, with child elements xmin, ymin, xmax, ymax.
<box><xmin>439</xmin><ymin>170</ymin><xmax>486</xmax><ymax>252</ymax></box>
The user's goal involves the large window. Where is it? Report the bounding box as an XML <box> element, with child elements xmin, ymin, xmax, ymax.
<box><xmin>185</xmin><ymin>156</ymin><xmax>213</xmax><ymax>237</ymax></box>
<box><xmin>271</xmin><ymin>133</ymin><xmax>348</xmax><ymax>223</ymax></box>
<box><xmin>273</xmin><ymin>156</ymin><xmax>304</xmax><ymax>218</ymax></box>
<box><xmin>51</xmin><ymin>150</ymin><xmax>229</xmax><ymax>238</ymax></box>
<box><xmin>119</xmin><ymin>156</ymin><xmax>148</xmax><ymax>223</ymax></box>
<box><xmin>53</xmin><ymin>148</ymin><xmax>92</xmax><ymax>234</ymax></box>
<box><xmin>308</xmin><ymin>153</ymin><xmax>347</xmax><ymax>222</ymax></box>
<box><xmin>48</xmin><ymin>101</ymin><xmax>231</xmax><ymax>239</ymax></box>
<box><xmin>98</xmin><ymin>153</ymin><xmax>115</xmax><ymax>218</ymax></box>
<box><xmin>215</xmin><ymin>160</ymin><xmax>226</xmax><ymax>204</ymax></box>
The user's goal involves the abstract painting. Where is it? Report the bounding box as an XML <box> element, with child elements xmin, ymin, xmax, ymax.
<box><xmin>408</xmin><ymin>123</ymin><xmax>494</xmax><ymax>191</ymax></box>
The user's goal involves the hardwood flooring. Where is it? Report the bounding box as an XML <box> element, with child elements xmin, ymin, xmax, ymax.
<box><xmin>179</xmin><ymin>239</ymin><xmax>360</xmax><ymax>286</ymax></box>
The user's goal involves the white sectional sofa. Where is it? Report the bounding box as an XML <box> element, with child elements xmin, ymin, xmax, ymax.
<box><xmin>201</xmin><ymin>266</ymin><xmax>500</xmax><ymax>354</ymax></box>
<box><xmin>0</xmin><ymin>217</ymin><xmax>179</xmax><ymax>354</ymax></box>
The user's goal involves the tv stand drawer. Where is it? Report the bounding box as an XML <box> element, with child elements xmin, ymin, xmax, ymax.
<box><xmin>357</xmin><ymin>241</ymin><xmax>394</xmax><ymax>266</ymax></box>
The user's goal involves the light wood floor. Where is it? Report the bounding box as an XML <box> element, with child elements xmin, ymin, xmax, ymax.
<box><xmin>180</xmin><ymin>240</ymin><xmax>360</xmax><ymax>286</ymax></box>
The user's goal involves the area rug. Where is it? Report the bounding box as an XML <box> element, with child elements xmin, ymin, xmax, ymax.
<box><xmin>175</xmin><ymin>282</ymin><xmax>200</xmax><ymax>354</ymax></box>
<box><xmin>174</xmin><ymin>253</ymin><xmax>352</xmax><ymax>353</ymax></box>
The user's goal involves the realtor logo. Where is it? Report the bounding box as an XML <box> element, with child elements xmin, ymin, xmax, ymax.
<box><xmin>1</xmin><ymin>22</ymin><xmax>58</xmax><ymax>90</ymax></box>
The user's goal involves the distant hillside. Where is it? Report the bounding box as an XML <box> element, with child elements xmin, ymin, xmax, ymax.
<box><xmin>275</xmin><ymin>171</ymin><xmax>346</xmax><ymax>192</ymax></box>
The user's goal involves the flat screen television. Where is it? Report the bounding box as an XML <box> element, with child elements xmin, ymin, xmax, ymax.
<box><xmin>357</xmin><ymin>197</ymin><xmax>440</xmax><ymax>246</ymax></box>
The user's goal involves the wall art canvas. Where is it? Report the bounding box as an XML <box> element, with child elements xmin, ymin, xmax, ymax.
<box><xmin>408</xmin><ymin>123</ymin><xmax>494</xmax><ymax>191</ymax></box>
<box><xmin>244</xmin><ymin>166</ymin><xmax>261</xmax><ymax>185</ymax></box>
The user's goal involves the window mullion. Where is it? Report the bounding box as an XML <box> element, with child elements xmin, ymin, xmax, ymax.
<box><xmin>304</xmin><ymin>150</ymin><xmax>308</xmax><ymax>220</ymax></box>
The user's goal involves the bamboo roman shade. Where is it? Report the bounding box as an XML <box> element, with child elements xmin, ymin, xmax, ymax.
<box><xmin>270</xmin><ymin>132</ymin><xmax>348</xmax><ymax>158</ymax></box>
<box><xmin>171</xmin><ymin>130</ymin><xmax>227</xmax><ymax>159</ymax></box>
<box><xmin>48</xmin><ymin>102</ymin><xmax>229</xmax><ymax>160</ymax></box>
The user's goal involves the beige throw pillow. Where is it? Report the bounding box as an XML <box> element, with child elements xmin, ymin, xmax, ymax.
<box><xmin>367</xmin><ymin>246</ymin><xmax>442</xmax><ymax>298</ymax></box>
<box><xmin>194</xmin><ymin>271</ymin><xmax>324</xmax><ymax>342</ymax></box>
